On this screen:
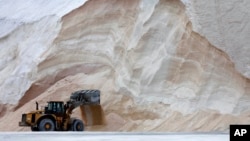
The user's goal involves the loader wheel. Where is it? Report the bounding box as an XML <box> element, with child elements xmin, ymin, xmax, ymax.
<box><xmin>38</xmin><ymin>118</ymin><xmax>55</xmax><ymax>131</ymax></box>
<box><xmin>72</xmin><ymin>119</ymin><xmax>84</xmax><ymax>131</ymax></box>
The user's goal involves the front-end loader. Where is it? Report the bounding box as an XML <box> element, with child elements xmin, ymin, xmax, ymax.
<box><xmin>19</xmin><ymin>90</ymin><xmax>104</xmax><ymax>131</ymax></box>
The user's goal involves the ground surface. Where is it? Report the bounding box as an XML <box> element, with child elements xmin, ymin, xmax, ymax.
<box><xmin>0</xmin><ymin>132</ymin><xmax>228</xmax><ymax>141</ymax></box>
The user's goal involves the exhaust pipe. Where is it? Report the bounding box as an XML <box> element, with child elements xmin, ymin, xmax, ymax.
<box><xmin>36</xmin><ymin>101</ymin><xmax>39</xmax><ymax>110</ymax></box>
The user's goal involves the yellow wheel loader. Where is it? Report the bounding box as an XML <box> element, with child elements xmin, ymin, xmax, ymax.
<box><xmin>19</xmin><ymin>90</ymin><xmax>104</xmax><ymax>131</ymax></box>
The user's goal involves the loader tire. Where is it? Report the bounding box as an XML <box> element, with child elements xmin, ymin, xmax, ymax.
<box><xmin>38</xmin><ymin>118</ymin><xmax>55</xmax><ymax>131</ymax></box>
<box><xmin>72</xmin><ymin>119</ymin><xmax>84</xmax><ymax>131</ymax></box>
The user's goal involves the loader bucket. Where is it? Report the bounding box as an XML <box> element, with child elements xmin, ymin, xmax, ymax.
<box><xmin>80</xmin><ymin>105</ymin><xmax>106</xmax><ymax>126</ymax></box>
<box><xmin>70</xmin><ymin>90</ymin><xmax>100</xmax><ymax>104</ymax></box>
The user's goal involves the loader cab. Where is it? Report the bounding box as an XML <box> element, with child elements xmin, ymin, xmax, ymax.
<box><xmin>45</xmin><ymin>101</ymin><xmax>64</xmax><ymax>116</ymax></box>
